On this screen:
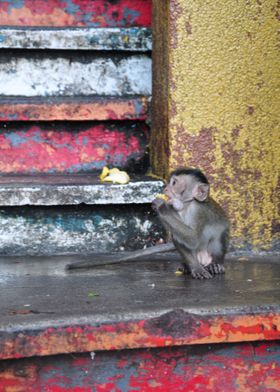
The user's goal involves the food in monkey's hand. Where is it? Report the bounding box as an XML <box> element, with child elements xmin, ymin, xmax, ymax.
<box><xmin>100</xmin><ymin>167</ymin><xmax>130</xmax><ymax>184</ymax></box>
<box><xmin>155</xmin><ymin>193</ymin><xmax>169</xmax><ymax>201</ymax></box>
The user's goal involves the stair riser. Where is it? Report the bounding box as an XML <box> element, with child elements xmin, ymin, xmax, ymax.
<box><xmin>0</xmin><ymin>205</ymin><xmax>163</xmax><ymax>256</ymax></box>
<box><xmin>0</xmin><ymin>1</ymin><xmax>151</xmax><ymax>28</ymax></box>
<box><xmin>0</xmin><ymin>122</ymin><xmax>149</xmax><ymax>174</ymax></box>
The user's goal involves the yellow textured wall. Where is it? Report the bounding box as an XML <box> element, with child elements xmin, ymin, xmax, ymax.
<box><xmin>153</xmin><ymin>0</ymin><xmax>280</xmax><ymax>250</ymax></box>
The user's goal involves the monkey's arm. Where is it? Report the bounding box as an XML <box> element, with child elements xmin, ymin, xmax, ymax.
<box><xmin>66</xmin><ymin>242</ymin><xmax>175</xmax><ymax>270</ymax></box>
<box><xmin>157</xmin><ymin>204</ymin><xmax>200</xmax><ymax>250</ymax></box>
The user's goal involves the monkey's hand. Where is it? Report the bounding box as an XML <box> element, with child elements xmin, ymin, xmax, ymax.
<box><xmin>152</xmin><ymin>196</ymin><xmax>177</xmax><ymax>213</ymax></box>
<box><xmin>152</xmin><ymin>197</ymin><xmax>166</xmax><ymax>211</ymax></box>
<box><xmin>153</xmin><ymin>192</ymin><xmax>184</xmax><ymax>211</ymax></box>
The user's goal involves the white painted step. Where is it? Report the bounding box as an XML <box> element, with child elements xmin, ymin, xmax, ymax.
<box><xmin>0</xmin><ymin>175</ymin><xmax>164</xmax><ymax>206</ymax></box>
<box><xmin>0</xmin><ymin>27</ymin><xmax>152</xmax><ymax>51</ymax></box>
<box><xmin>0</xmin><ymin>53</ymin><xmax>151</xmax><ymax>97</ymax></box>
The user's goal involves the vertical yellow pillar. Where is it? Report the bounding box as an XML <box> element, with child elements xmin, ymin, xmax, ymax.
<box><xmin>152</xmin><ymin>0</ymin><xmax>279</xmax><ymax>251</ymax></box>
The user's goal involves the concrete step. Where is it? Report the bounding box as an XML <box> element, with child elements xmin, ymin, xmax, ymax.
<box><xmin>0</xmin><ymin>253</ymin><xmax>279</xmax><ymax>360</ymax></box>
<box><xmin>0</xmin><ymin>27</ymin><xmax>152</xmax><ymax>51</ymax></box>
<box><xmin>0</xmin><ymin>174</ymin><xmax>164</xmax><ymax>255</ymax></box>
<box><xmin>0</xmin><ymin>174</ymin><xmax>163</xmax><ymax>206</ymax></box>
<box><xmin>0</xmin><ymin>96</ymin><xmax>150</xmax><ymax>121</ymax></box>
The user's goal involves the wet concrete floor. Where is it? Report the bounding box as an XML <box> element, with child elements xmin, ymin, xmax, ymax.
<box><xmin>0</xmin><ymin>253</ymin><xmax>279</xmax><ymax>330</ymax></box>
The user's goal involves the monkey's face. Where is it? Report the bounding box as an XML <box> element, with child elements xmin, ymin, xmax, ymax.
<box><xmin>165</xmin><ymin>174</ymin><xmax>209</xmax><ymax>206</ymax></box>
<box><xmin>165</xmin><ymin>174</ymin><xmax>189</xmax><ymax>199</ymax></box>
<box><xmin>164</xmin><ymin>175</ymin><xmax>188</xmax><ymax>211</ymax></box>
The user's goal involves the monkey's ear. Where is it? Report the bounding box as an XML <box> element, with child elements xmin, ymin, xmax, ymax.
<box><xmin>193</xmin><ymin>183</ymin><xmax>209</xmax><ymax>201</ymax></box>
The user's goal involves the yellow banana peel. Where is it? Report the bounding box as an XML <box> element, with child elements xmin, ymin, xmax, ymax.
<box><xmin>100</xmin><ymin>167</ymin><xmax>130</xmax><ymax>184</ymax></box>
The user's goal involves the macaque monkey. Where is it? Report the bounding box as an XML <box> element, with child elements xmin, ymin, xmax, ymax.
<box><xmin>152</xmin><ymin>168</ymin><xmax>229</xmax><ymax>279</ymax></box>
<box><xmin>66</xmin><ymin>168</ymin><xmax>229</xmax><ymax>279</ymax></box>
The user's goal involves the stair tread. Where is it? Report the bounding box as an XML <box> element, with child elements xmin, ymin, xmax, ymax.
<box><xmin>0</xmin><ymin>253</ymin><xmax>279</xmax><ymax>359</ymax></box>
<box><xmin>0</xmin><ymin>174</ymin><xmax>163</xmax><ymax>205</ymax></box>
<box><xmin>0</xmin><ymin>26</ymin><xmax>152</xmax><ymax>51</ymax></box>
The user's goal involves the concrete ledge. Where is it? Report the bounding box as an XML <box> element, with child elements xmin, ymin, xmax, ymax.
<box><xmin>0</xmin><ymin>27</ymin><xmax>152</xmax><ymax>51</ymax></box>
<box><xmin>0</xmin><ymin>175</ymin><xmax>164</xmax><ymax>206</ymax></box>
<box><xmin>0</xmin><ymin>254</ymin><xmax>279</xmax><ymax>360</ymax></box>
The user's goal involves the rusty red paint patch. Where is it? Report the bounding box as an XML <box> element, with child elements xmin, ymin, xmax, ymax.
<box><xmin>0</xmin><ymin>123</ymin><xmax>149</xmax><ymax>174</ymax></box>
<box><xmin>0</xmin><ymin>98</ymin><xmax>149</xmax><ymax>121</ymax></box>
<box><xmin>172</xmin><ymin>126</ymin><xmax>217</xmax><ymax>175</ymax></box>
<box><xmin>0</xmin><ymin>0</ymin><xmax>151</xmax><ymax>27</ymax></box>
<box><xmin>0</xmin><ymin>310</ymin><xmax>279</xmax><ymax>360</ymax></box>
<box><xmin>170</xmin><ymin>0</ymin><xmax>182</xmax><ymax>49</ymax></box>
<box><xmin>0</xmin><ymin>341</ymin><xmax>279</xmax><ymax>392</ymax></box>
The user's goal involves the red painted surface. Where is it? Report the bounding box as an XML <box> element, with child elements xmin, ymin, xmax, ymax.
<box><xmin>0</xmin><ymin>123</ymin><xmax>148</xmax><ymax>174</ymax></box>
<box><xmin>0</xmin><ymin>341</ymin><xmax>279</xmax><ymax>391</ymax></box>
<box><xmin>0</xmin><ymin>0</ymin><xmax>151</xmax><ymax>27</ymax></box>
<box><xmin>1</xmin><ymin>310</ymin><xmax>279</xmax><ymax>360</ymax></box>
<box><xmin>0</xmin><ymin>98</ymin><xmax>149</xmax><ymax>121</ymax></box>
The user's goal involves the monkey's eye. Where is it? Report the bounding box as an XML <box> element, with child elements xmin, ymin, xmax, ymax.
<box><xmin>171</xmin><ymin>178</ymin><xmax>177</xmax><ymax>186</ymax></box>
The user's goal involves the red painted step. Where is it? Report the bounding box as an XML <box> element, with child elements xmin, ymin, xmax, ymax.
<box><xmin>0</xmin><ymin>0</ymin><xmax>152</xmax><ymax>27</ymax></box>
<box><xmin>0</xmin><ymin>122</ymin><xmax>149</xmax><ymax>174</ymax></box>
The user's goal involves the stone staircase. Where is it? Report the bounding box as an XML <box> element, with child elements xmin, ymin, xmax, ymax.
<box><xmin>0</xmin><ymin>0</ymin><xmax>165</xmax><ymax>256</ymax></box>
<box><xmin>0</xmin><ymin>3</ymin><xmax>279</xmax><ymax>390</ymax></box>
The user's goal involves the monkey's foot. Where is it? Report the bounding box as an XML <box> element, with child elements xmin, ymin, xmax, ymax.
<box><xmin>206</xmin><ymin>263</ymin><xmax>225</xmax><ymax>275</ymax></box>
<box><xmin>191</xmin><ymin>266</ymin><xmax>213</xmax><ymax>279</ymax></box>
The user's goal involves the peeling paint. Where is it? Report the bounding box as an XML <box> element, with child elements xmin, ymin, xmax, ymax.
<box><xmin>0</xmin><ymin>0</ymin><xmax>151</xmax><ymax>27</ymax></box>
<box><xmin>0</xmin><ymin>53</ymin><xmax>151</xmax><ymax>96</ymax></box>
<box><xmin>0</xmin><ymin>204</ymin><xmax>163</xmax><ymax>255</ymax></box>
<box><xmin>0</xmin><ymin>97</ymin><xmax>150</xmax><ymax>121</ymax></box>
<box><xmin>0</xmin><ymin>342</ymin><xmax>279</xmax><ymax>391</ymax></box>
<box><xmin>0</xmin><ymin>122</ymin><xmax>149</xmax><ymax>174</ymax></box>
<box><xmin>152</xmin><ymin>0</ymin><xmax>280</xmax><ymax>251</ymax></box>
<box><xmin>0</xmin><ymin>310</ymin><xmax>279</xmax><ymax>360</ymax></box>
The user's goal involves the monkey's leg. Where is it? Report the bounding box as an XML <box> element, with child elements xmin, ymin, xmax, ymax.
<box><xmin>197</xmin><ymin>250</ymin><xmax>212</xmax><ymax>266</ymax></box>
<box><xmin>173</xmin><ymin>241</ymin><xmax>213</xmax><ymax>279</ymax></box>
<box><xmin>157</xmin><ymin>207</ymin><xmax>200</xmax><ymax>251</ymax></box>
<box><xmin>205</xmin><ymin>239</ymin><xmax>226</xmax><ymax>275</ymax></box>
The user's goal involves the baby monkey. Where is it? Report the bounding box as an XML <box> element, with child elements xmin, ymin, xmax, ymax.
<box><xmin>67</xmin><ymin>168</ymin><xmax>229</xmax><ymax>279</ymax></box>
<box><xmin>153</xmin><ymin>168</ymin><xmax>229</xmax><ymax>279</ymax></box>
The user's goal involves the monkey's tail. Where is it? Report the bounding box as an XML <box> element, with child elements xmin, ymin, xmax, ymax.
<box><xmin>66</xmin><ymin>242</ymin><xmax>175</xmax><ymax>270</ymax></box>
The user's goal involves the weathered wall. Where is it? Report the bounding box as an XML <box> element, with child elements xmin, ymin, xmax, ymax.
<box><xmin>0</xmin><ymin>0</ymin><xmax>154</xmax><ymax>254</ymax></box>
<box><xmin>152</xmin><ymin>0</ymin><xmax>280</xmax><ymax>251</ymax></box>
